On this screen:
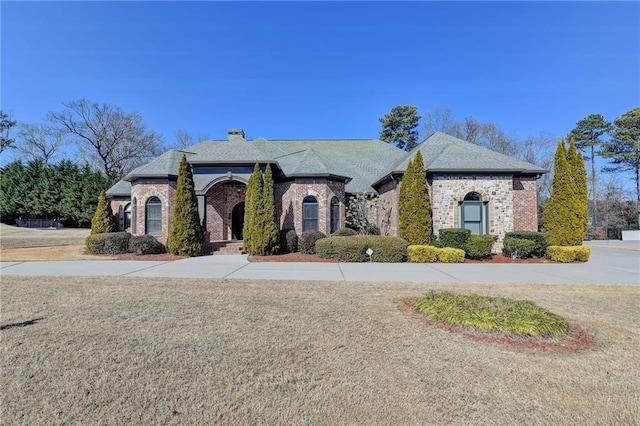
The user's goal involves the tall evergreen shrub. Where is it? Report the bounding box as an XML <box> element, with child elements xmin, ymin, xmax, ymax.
<box><xmin>568</xmin><ymin>138</ymin><xmax>589</xmax><ymax>236</ymax></box>
<box><xmin>543</xmin><ymin>140</ymin><xmax>587</xmax><ymax>246</ymax></box>
<box><xmin>243</xmin><ymin>163</ymin><xmax>264</xmax><ymax>255</ymax></box>
<box><xmin>398</xmin><ymin>151</ymin><xmax>432</xmax><ymax>245</ymax></box>
<box><xmin>90</xmin><ymin>190</ymin><xmax>115</xmax><ymax>234</ymax></box>
<box><xmin>256</xmin><ymin>164</ymin><xmax>280</xmax><ymax>255</ymax></box>
<box><xmin>167</xmin><ymin>155</ymin><xmax>204</xmax><ymax>256</ymax></box>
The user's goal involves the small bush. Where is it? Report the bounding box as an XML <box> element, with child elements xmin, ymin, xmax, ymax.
<box><xmin>430</xmin><ymin>237</ymin><xmax>444</xmax><ymax>248</ymax></box>
<box><xmin>332</xmin><ymin>227</ymin><xmax>358</xmax><ymax>237</ymax></box>
<box><xmin>504</xmin><ymin>231</ymin><xmax>548</xmax><ymax>257</ymax></box>
<box><xmin>407</xmin><ymin>245</ymin><xmax>440</xmax><ymax>263</ymax></box>
<box><xmin>103</xmin><ymin>232</ymin><xmax>131</xmax><ymax>255</ymax></box>
<box><xmin>439</xmin><ymin>228</ymin><xmax>471</xmax><ymax>250</ymax></box>
<box><xmin>546</xmin><ymin>245</ymin><xmax>591</xmax><ymax>263</ymax></box>
<box><xmin>414</xmin><ymin>291</ymin><xmax>570</xmax><ymax>337</ymax></box>
<box><xmin>503</xmin><ymin>237</ymin><xmax>537</xmax><ymax>259</ymax></box>
<box><xmin>437</xmin><ymin>247</ymin><xmax>465</xmax><ymax>263</ymax></box>
<box><xmin>85</xmin><ymin>233</ymin><xmax>109</xmax><ymax>254</ymax></box>
<box><xmin>128</xmin><ymin>235</ymin><xmax>166</xmax><ymax>255</ymax></box>
<box><xmin>464</xmin><ymin>235</ymin><xmax>497</xmax><ymax>260</ymax></box>
<box><xmin>279</xmin><ymin>229</ymin><xmax>298</xmax><ymax>253</ymax></box>
<box><xmin>316</xmin><ymin>235</ymin><xmax>408</xmax><ymax>262</ymax></box>
<box><xmin>299</xmin><ymin>230</ymin><xmax>326</xmax><ymax>254</ymax></box>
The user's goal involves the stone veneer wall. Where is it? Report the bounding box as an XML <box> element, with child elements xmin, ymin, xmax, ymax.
<box><xmin>129</xmin><ymin>179</ymin><xmax>177</xmax><ymax>244</ymax></box>
<box><xmin>431</xmin><ymin>174</ymin><xmax>513</xmax><ymax>250</ymax></box>
<box><xmin>512</xmin><ymin>176</ymin><xmax>539</xmax><ymax>231</ymax></box>
<box><xmin>205</xmin><ymin>181</ymin><xmax>246</xmax><ymax>241</ymax></box>
<box><xmin>275</xmin><ymin>178</ymin><xmax>345</xmax><ymax>236</ymax></box>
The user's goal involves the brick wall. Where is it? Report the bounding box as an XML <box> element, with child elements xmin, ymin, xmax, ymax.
<box><xmin>275</xmin><ymin>178</ymin><xmax>345</xmax><ymax>236</ymax></box>
<box><xmin>129</xmin><ymin>179</ymin><xmax>176</xmax><ymax>244</ymax></box>
<box><xmin>205</xmin><ymin>182</ymin><xmax>246</xmax><ymax>241</ymax></box>
<box><xmin>512</xmin><ymin>176</ymin><xmax>539</xmax><ymax>231</ymax></box>
<box><xmin>109</xmin><ymin>197</ymin><xmax>131</xmax><ymax>231</ymax></box>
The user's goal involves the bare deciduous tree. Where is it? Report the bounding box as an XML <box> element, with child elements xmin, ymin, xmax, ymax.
<box><xmin>423</xmin><ymin>106</ymin><xmax>462</xmax><ymax>138</ymax></box>
<box><xmin>48</xmin><ymin>99</ymin><xmax>163</xmax><ymax>176</ymax></box>
<box><xmin>17</xmin><ymin>123</ymin><xmax>66</xmax><ymax>166</ymax></box>
<box><xmin>0</xmin><ymin>109</ymin><xmax>17</xmax><ymax>153</ymax></box>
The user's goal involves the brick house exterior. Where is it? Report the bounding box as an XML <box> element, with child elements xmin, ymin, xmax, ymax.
<box><xmin>107</xmin><ymin>130</ymin><xmax>546</xmax><ymax>252</ymax></box>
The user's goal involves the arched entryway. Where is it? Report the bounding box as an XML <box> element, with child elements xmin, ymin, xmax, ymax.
<box><xmin>232</xmin><ymin>202</ymin><xmax>245</xmax><ymax>240</ymax></box>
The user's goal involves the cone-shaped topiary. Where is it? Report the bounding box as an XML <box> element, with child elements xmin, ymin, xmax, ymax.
<box><xmin>167</xmin><ymin>155</ymin><xmax>204</xmax><ymax>256</ymax></box>
<box><xmin>398</xmin><ymin>151</ymin><xmax>432</xmax><ymax>245</ymax></box>
<box><xmin>568</xmin><ymin>138</ymin><xmax>589</xmax><ymax>237</ymax></box>
<box><xmin>91</xmin><ymin>189</ymin><xmax>115</xmax><ymax>234</ymax></box>
<box><xmin>543</xmin><ymin>140</ymin><xmax>585</xmax><ymax>246</ymax></box>
<box><xmin>243</xmin><ymin>163</ymin><xmax>264</xmax><ymax>255</ymax></box>
<box><xmin>256</xmin><ymin>164</ymin><xmax>280</xmax><ymax>255</ymax></box>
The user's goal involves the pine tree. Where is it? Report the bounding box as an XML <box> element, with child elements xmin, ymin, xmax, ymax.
<box><xmin>258</xmin><ymin>164</ymin><xmax>280</xmax><ymax>255</ymax></box>
<box><xmin>543</xmin><ymin>140</ymin><xmax>584</xmax><ymax>246</ymax></box>
<box><xmin>243</xmin><ymin>163</ymin><xmax>263</xmax><ymax>255</ymax></box>
<box><xmin>167</xmin><ymin>155</ymin><xmax>204</xmax><ymax>256</ymax></box>
<box><xmin>398</xmin><ymin>151</ymin><xmax>432</xmax><ymax>245</ymax></box>
<box><xmin>91</xmin><ymin>189</ymin><xmax>115</xmax><ymax>234</ymax></box>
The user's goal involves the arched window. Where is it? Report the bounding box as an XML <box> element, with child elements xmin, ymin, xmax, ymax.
<box><xmin>330</xmin><ymin>197</ymin><xmax>340</xmax><ymax>234</ymax></box>
<box><xmin>132</xmin><ymin>198</ymin><xmax>137</xmax><ymax>235</ymax></box>
<box><xmin>460</xmin><ymin>192</ymin><xmax>488</xmax><ymax>235</ymax></box>
<box><xmin>124</xmin><ymin>203</ymin><xmax>132</xmax><ymax>230</ymax></box>
<box><xmin>302</xmin><ymin>196</ymin><xmax>318</xmax><ymax>232</ymax></box>
<box><xmin>146</xmin><ymin>197</ymin><xmax>162</xmax><ymax>235</ymax></box>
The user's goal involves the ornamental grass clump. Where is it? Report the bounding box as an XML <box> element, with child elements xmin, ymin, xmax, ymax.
<box><xmin>415</xmin><ymin>291</ymin><xmax>570</xmax><ymax>338</ymax></box>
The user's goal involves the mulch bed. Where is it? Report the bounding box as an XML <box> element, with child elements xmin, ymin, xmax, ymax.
<box><xmin>400</xmin><ymin>298</ymin><xmax>596</xmax><ymax>353</ymax></box>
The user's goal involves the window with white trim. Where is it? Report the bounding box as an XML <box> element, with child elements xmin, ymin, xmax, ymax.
<box><xmin>146</xmin><ymin>197</ymin><xmax>162</xmax><ymax>235</ymax></box>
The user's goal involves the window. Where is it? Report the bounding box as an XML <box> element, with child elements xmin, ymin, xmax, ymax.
<box><xmin>330</xmin><ymin>197</ymin><xmax>340</xmax><ymax>234</ymax></box>
<box><xmin>132</xmin><ymin>198</ymin><xmax>137</xmax><ymax>234</ymax></box>
<box><xmin>146</xmin><ymin>197</ymin><xmax>162</xmax><ymax>235</ymax></box>
<box><xmin>460</xmin><ymin>192</ymin><xmax>488</xmax><ymax>235</ymax></box>
<box><xmin>302</xmin><ymin>196</ymin><xmax>318</xmax><ymax>231</ymax></box>
<box><xmin>124</xmin><ymin>203</ymin><xmax>132</xmax><ymax>230</ymax></box>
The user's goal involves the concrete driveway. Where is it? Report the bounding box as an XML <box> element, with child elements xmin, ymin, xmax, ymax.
<box><xmin>1</xmin><ymin>243</ymin><xmax>638</xmax><ymax>285</ymax></box>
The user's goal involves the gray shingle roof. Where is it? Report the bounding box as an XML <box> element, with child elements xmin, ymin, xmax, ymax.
<box><xmin>111</xmin><ymin>131</ymin><xmax>547</xmax><ymax>197</ymax></box>
<box><xmin>106</xmin><ymin>179</ymin><xmax>131</xmax><ymax>197</ymax></box>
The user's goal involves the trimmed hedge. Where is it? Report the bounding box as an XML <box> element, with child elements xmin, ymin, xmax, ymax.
<box><xmin>279</xmin><ymin>229</ymin><xmax>298</xmax><ymax>253</ymax></box>
<box><xmin>503</xmin><ymin>237</ymin><xmax>537</xmax><ymax>259</ymax></box>
<box><xmin>407</xmin><ymin>245</ymin><xmax>439</xmax><ymax>262</ymax></box>
<box><xmin>438</xmin><ymin>247</ymin><xmax>466</xmax><ymax>263</ymax></box>
<box><xmin>129</xmin><ymin>235</ymin><xmax>166</xmax><ymax>255</ymax></box>
<box><xmin>332</xmin><ymin>227</ymin><xmax>358</xmax><ymax>237</ymax></box>
<box><xmin>316</xmin><ymin>235</ymin><xmax>408</xmax><ymax>262</ymax></box>
<box><xmin>407</xmin><ymin>245</ymin><xmax>465</xmax><ymax>263</ymax></box>
<box><xmin>439</xmin><ymin>228</ymin><xmax>471</xmax><ymax>250</ymax></box>
<box><xmin>546</xmin><ymin>245</ymin><xmax>591</xmax><ymax>263</ymax></box>
<box><xmin>299</xmin><ymin>230</ymin><xmax>326</xmax><ymax>254</ymax></box>
<box><xmin>103</xmin><ymin>232</ymin><xmax>131</xmax><ymax>255</ymax></box>
<box><xmin>85</xmin><ymin>233</ymin><xmax>109</xmax><ymax>254</ymax></box>
<box><xmin>464</xmin><ymin>235</ymin><xmax>497</xmax><ymax>260</ymax></box>
<box><xmin>504</xmin><ymin>231</ymin><xmax>548</xmax><ymax>257</ymax></box>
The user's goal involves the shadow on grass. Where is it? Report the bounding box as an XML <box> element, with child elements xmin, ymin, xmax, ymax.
<box><xmin>0</xmin><ymin>317</ymin><xmax>45</xmax><ymax>331</ymax></box>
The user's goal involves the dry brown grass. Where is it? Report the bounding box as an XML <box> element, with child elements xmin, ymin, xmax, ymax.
<box><xmin>1</xmin><ymin>276</ymin><xmax>638</xmax><ymax>425</ymax></box>
<box><xmin>0</xmin><ymin>224</ymin><xmax>89</xmax><ymax>250</ymax></box>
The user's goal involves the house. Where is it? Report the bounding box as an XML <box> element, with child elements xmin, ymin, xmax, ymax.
<box><xmin>106</xmin><ymin>129</ymin><xmax>546</xmax><ymax>250</ymax></box>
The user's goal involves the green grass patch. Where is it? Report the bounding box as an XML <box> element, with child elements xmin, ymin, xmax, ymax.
<box><xmin>415</xmin><ymin>291</ymin><xmax>570</xmax><ymax>338</ymax></box>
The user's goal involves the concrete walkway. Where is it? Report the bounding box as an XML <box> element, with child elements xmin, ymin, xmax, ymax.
<box><xmin>1</xmin><ymin>243</ymin><xmax>638</xmax><ymax>285</ymax></box>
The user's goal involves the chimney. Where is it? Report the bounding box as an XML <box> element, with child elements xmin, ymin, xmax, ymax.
<box><xmin>227</xmin><ymin>128</ymin><xmax>245</xmax><ymax>141</ymax></box>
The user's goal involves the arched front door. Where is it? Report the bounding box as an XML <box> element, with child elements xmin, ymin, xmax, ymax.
<box><xmin>231</xmin><ymin>202</ymin><xmax>245</xmax><ymax>240</ymax></box>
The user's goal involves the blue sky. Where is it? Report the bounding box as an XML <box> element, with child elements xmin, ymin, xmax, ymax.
<box><xmin>2</xmin><ymin>1</ymin><xmax>638</xmax><ymax>164</ymax></box>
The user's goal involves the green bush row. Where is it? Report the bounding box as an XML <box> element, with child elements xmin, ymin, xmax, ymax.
<box><xmin>546</xmin><ymin>245</ymin><xmax>590</xmax><ymax>262</ymax></box>
<box><xmin>316</xmin><ymin>235</ymin><xmax>408</xmax><ymax>262</ymax></box>
<box><xmin>504</xmin><ymin>231</ymin><xmax>548</xmax><ymax>257</ymax></box>
<box><xmin>85</xmin><ymin>233</ymin><xmax>166</xmax><ymax>255</ymax></box>
<box><xmin>407</xmin><ymin>245</ymin><xmax>465</xmax><ymax>263</ymax></box>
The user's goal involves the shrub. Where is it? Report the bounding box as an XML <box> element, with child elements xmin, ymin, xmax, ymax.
<box><xmin>279</xmin><ymin>229</ymin><xmax>298</xmax><ymax>253</ymax></box>
<box><xmin>332</xmin><ymin>227</ymin><xmax>358</xmax><ymax>237</ymax></box>
<box><xmin>430</xmin><ymin>237</ymin><xmax>444</xmax><ymax>248</ymax></box>
<box><xmin>439</xmin><ymin>228</ymin><xmax>471</xmax><ymax>250</ymax></box>
<box><xmin>504</xmin><ymin>231</ymin><xmax>548</xmax><ymax>257</ymax></box>
<box><xmin>437</xmin><ymin>247</ymin><xmax>465</xmax><ymax>263</ymax></box>
<box><xmin>85</xmin><ymin>233</ymin><xmax>109</xmax><ymax>254</ymax></box>
<box><xmin>546</xmin><ymin>245</ymin><xmax>591</xmax><ymax>263</ymax></box>
<box><xmin>299</xmin><ymin>230</ymin><xmax>326</xmax><ymax>254</ymax></box>
<box><xmin>407</xmin><ymin>245</ymin><xmax>440</xmax><ymax>263</ymax></box>
<box><xmin>91</xmin><ymin>190</ymin><xmax>115</xmax><ymax>235</ymax></box>
<box><xmin>414</xmin><ymin>291</ymin><xmax>570</xmax><ymax>338</ymax></box>
<box><xmin>316</xmin><ymin>235</ymin><xmax>408</xmax><ymax>262</ymax></box>
<box><xmin>361</xmin><ymin>223</ymin><xmax>380</xmax><ymax>235</ymax></box>
<box><xmin>129</xmin><ymin>235</ymin><xmax>166</xmax><ymax>255</ymax></box>
<box><xmin>464</xmin><ymin>235</ymin><xmax>497</xmax><ymax>260</ymax></box>
<box><xmin>503</xmin><ymin>237</ymin><xmax>537</xmax><ymax>259</ymax></box>
<box><xmin>103</xmin><ymin>232</ymin><xmax>131</xmax><ymax>255</ymax></box>
<box><xmin>398</xmin><ymin>151</ymin><xmax>432</xmax><ymax>245</ymax></box>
